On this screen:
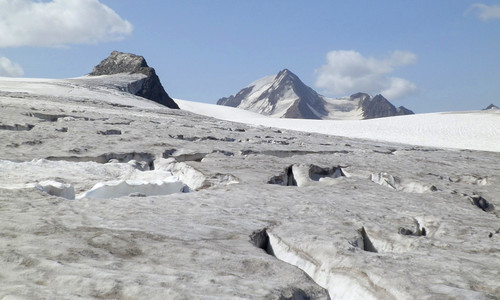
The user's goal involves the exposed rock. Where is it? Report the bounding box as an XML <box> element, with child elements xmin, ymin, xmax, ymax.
<box><xmin>483</xmin><ymin>104</ymin><xmax>499</xmax><ymax>110</ymax></box>
<box><xmin>361</xmin><ymin>94</ymin><xmax>414</xmax><ymax>119</ymax></box>
<box><xmin>396</xmin><ymin>106</ymin><xmax>415</xmax><ymax>115</ymax></box>
<box><xmin>349</xmin><ymin>92</ymin><xmax>371</xmax><ymax>101</ymax></box>
<box><xmin>97</xmin><ymin>129</ymin><xmax>122</xmax><ymax>136</ymax></box>
<box><xmin>470</xmin><ymin>195</ymin><xmax>495</xmax><ymax>212</ymax></box>
<box><xmin>89</xmin><ymin>51</ymin><xmax>179</xmax><ymax>109</ymax></box>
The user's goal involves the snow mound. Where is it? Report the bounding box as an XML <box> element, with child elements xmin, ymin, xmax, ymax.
<box><xmin>35</xmin><ymin>180</ymin><xmax>75</xmax><ymax>200</ymax></box>
<box><xmin>77</xmin><ymin>178</ymin><xmax>186</xmax><ymax>200</ymax></box>
<box><xmin>370</xmin><ymin>172</ymin><xmax>437</xmax><ymax>193</ymax></box>
<box><xmin>157</xmin><ymin>158</ymin><xmax>239</xmax><ymax>191</ymax></box>
<box><xmin>370</xmin><ymin>172</ymin><xmax>400</xmax><ymax>189</ymax></box>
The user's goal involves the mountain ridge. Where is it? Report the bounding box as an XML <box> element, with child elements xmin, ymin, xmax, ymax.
<box><xmin>217</xmin><ymin>69</ymin><xmax>414</xmax><ymax>120</ymax></box>
<box><xmin>483</xmin><ymin>104</ymin><xmax>499</xmax><ymax>110</ymax></box>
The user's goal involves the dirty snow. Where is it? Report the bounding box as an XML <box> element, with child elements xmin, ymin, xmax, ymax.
<box><xmin>1</xmin><ymin>74</ymin><xmax>499</xmax><ymax>299</ymax></box>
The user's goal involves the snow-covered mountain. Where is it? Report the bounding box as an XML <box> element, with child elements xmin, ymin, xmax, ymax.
<box><xmin>217</xmin><ymin>69</ymin><xmax>326</xmax><ymax>119</ymax></box>
<box><xmin>217</xmin><ymin>69</ymin><xmax>414</xmax><ymax>120</ymax></box>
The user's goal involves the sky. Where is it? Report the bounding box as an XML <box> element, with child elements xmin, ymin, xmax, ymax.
<box><xmin>0</xmin><ymin>0</ymin><xmax>499</xmax><ymax>113</ymax></box>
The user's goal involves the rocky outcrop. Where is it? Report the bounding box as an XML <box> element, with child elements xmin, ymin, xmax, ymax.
<box><xmin>349</xmin><ymin>92</ymin><xmax>371</xmax><ymax>102</ymax></box>
<box><xmin>90</xmin><ymin>51</ymin><xmax>179</xmax><ymax>109</ymax></box>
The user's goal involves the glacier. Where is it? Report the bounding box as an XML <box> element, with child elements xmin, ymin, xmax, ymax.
<box><xmin>0</xmin><ymin>74</ymin><xmax>499</xmax><ymax>299</ymax></box>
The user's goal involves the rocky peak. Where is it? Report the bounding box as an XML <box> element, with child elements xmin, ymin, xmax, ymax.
<box><xmin>218</xmin><ymin>69</ymin><xmax>327</xmax><ymax>119</ymax></box>
<box><xmin>483</xmin><ymin>104</ymin><xmax>499</xmax><ymax>110</ymax></box>
<box><xmin>277</xmin><ymin>68</ymin><xmax>292</xmax><ymax>77</ymax></box>
<box><xmin>275</xmin><ymin>69</ymin><xmax>297</xmax><ymax>82</ymax></box>
<box><xmin>89</xmin><ymin>51</ymin><xmax>179</xmax><ymax>109</ymax></box>
<box><xmin>361</xmin><ymin>94</ymin><xmax>413</xmax><ymax>119</ymax></box>
<box><xmin>89</xmin><ymin>51</ymin><xmax>149</xmax><ymax>76</ymax></box>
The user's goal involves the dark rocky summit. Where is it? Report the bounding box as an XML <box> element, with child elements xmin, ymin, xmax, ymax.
<box><xmin>483</xmin><ymin>104</ymin><xmax>499</xmax><ymax>110</ymax></box>
<box><xmin>360</xmin><ymin>94</ymin><xmax>414</xmax><ymax>119</ymax></box>
<box><xmin>90</xmin><ymin>51</ymin><xmax>179</xmax><ymax>109</ymax></box>
<box><xmin>396</xmin><ymin>106</ymin><xmax>415</xmax><ymax>116</ymax></box>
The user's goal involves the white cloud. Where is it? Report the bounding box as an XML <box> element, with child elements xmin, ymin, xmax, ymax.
<box><xmin>315</xmin><ymin>50</ymin><xmax>417</xmax><ymax>100</ymax></box>
<box><xmin>467</xmin><ymin>3</ymin><xmax>500</xmax><ymax>21</ymax></box>
<box><xmin>0</xmin><ymin>56</ymin><xmax>24</xmax><ymax>77</ymax></box>
<box><xmin>0</xmin><ymin>0</ymin><xmax>133</xmax><ymax>48</ymax></box>
<box><xmin>382</xmin><ymin>77</ymin><xmax>417</xmax><ymax>100</ymax></box>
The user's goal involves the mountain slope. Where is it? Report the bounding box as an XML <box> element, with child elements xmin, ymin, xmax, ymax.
<box><xmin>217</xmin><ymin>70</ymin><xmax>414</xmax><ymax>120</ymax></box>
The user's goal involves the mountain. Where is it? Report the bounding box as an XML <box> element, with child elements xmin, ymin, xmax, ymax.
<box><xmin>217</xmin><ymin>69</ymin><xmax>414</xmax><ymax>120</ymax></box>
<box><xmin>217</xmin><ymin>69</ymin><xmax>326</xmax><ymax>119</ymax></box>
<box><xmin>483</xmin><ymin>104</ymin><xmax>499</xmax><ymax>110</ymax></box>
<box><xmin>359</xmin><ymin>93</ymin><xmax>415</xmax><ymax>119</ymax></box>
<box><xmin>89</xmin><ymin>51</ymin><xmax>179</xmax><ymax>109</ymax></box>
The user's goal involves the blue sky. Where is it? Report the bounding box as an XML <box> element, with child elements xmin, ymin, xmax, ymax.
<box><xmin>1</xmin><ymin>0</ymin><xmax>499</xmax><ymax>113</ymax></box>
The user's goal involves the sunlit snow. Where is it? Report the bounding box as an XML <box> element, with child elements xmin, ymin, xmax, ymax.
<box><xmin>176</xmin><ymin>99</ymin><xmax>500</xmax><ymax>152</ymax></box>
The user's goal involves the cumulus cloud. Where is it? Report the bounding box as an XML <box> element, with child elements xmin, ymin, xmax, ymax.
<box><xmin>467</xmin><ymin>3</ymin><xmax>500</xmax><ymax>21</ymax></box>
<box><xmin>315</xmin><ymin>50</ymin><xmax>417</xmax><ymax>100</ymax></box>
<box><xmin>0</xmin><ymin>56</ymin><xmax>24</xmax><ymax>77</ymax></box>
<box><xmin>0</xmin><ymin>0</ymin><xmax>133</xmax><ymax>48</ymax></box>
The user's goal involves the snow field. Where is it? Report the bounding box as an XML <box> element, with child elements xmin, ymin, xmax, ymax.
<box><xmin>176</xmin><ymin>99</ymin><xmax>500</xmax><ymax>152</ymax></box>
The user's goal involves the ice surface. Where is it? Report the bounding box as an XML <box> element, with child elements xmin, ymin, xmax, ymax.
<box><xmin>1</xmin><ymin>75</ymin><xmax>499</xmax><ymax>299</ymax></box>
